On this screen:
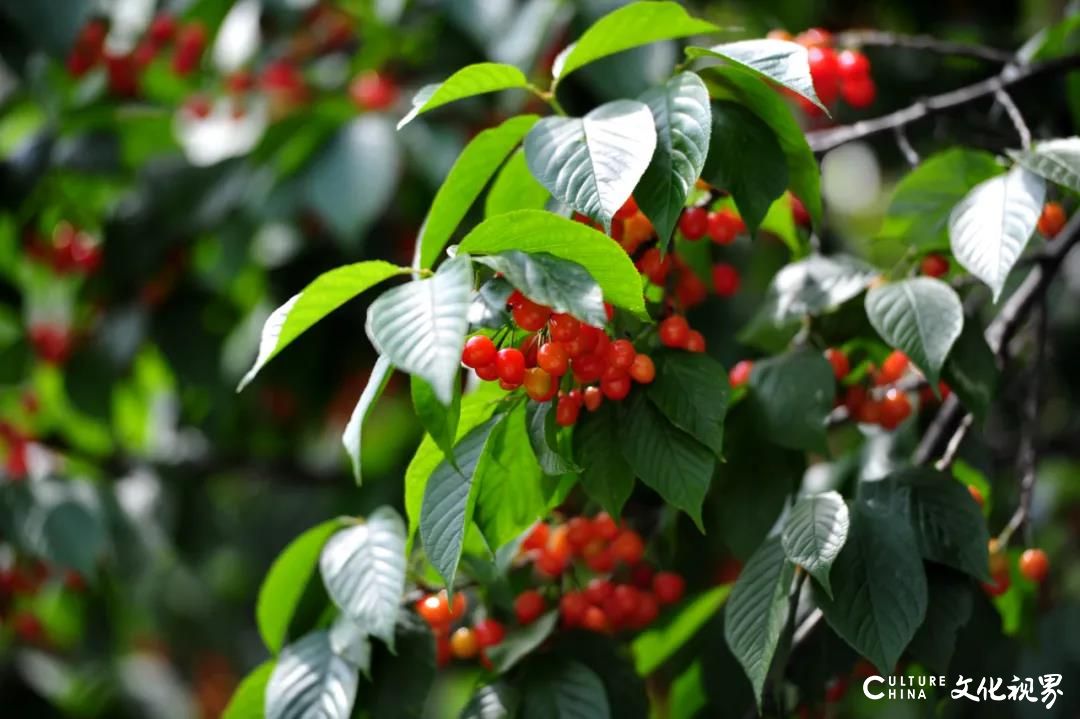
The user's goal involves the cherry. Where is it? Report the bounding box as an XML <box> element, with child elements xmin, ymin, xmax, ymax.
<box><xmin>571</xmin><ymin>353</ymin><xmax>605</xmax><ymax>384</ymax></box>
<box><xmin>495</xmin><ymin>348</ymin><xmax>526</xmax><ymax>386</ymax></box>
<box><xmin>436</xmin><ymin>635</ymin><xmax>452</xmax><ymax>666</ymax></box>
<box><xmin>172</xmin><ymin>22</ymin><xmax>207</xmax><ymax>76</ymax></box>
<box><xmin>837</xmin><ymin>49</ymin><xmax>871</xmax><ymax>80</ymax></box>
<box><xmin>1038</xmin><ymin>201</ymin><xmax>1066</xmax><ymax>238</ymax></box>
<box><xmin>824</xmin><ymin>348</ymin><xmax>849</xmax><ymax>381</ymax></box>
<box><xmin>791</xmin><ymin>195</ymin><xmax>811</xmax><ymax>227</ymax></box>
<box><xmin>629</xmin><ymin>354</ymin><xmax>656</xmax><ymax>384</ymax></box>
<box><xmin>350</xmin><ymin>71</ymin><xmax>399</xmax><ymax>110</ymax></box>
<box><xmin>29</xmin><ymin>324</ymin><xmax>72</xmax><ymax>364</ymax></box>
<box><xmin>728</xmin><ymin>360</ymin><xmax>753</xmax><ymax>388</ymax></box>
<box><xmin>536</xmin><ymin>549</ymin><xmax>569</xmax><ymax>576</ymax></box>
<box><xmin>12</xmin><ymin>613</ymin><xmax>42</xmax><ymax>643</ymax></box>
<box><xmin>548</xmin><ymin>313</ymin><xmax>580</xmax><ymax>342</ymax></box>
<box><xmin>633</xmin><ymin>592</ymin><xmax>660</xmax><ymax>627</ymax></box>
<box><xmin>877</xmin><ymin>350</ymin><xmax>909</xmax><ymax>385</ymax></box>
<box><xmin>583</xmin><ymin>386</ymin><xmax>603</xmax><ymax>412</ymax></box>
<box><xmin>1019</xmin><ymin>548</ymin><xmax>1049</xmax><ymax>583</ymax></box>
<box><xmin>611</xmin><ymin>530</ymin><xmax>645</xmax><ymax>565</ymax></box>
<box><xmin>592</xmin><ymin>513</ymin><xmax>619</xmax><ymax>541</ymax></box>
<box><xmin>630</xmin><ymin>563</ymin><xmax>654</xmax><ymax>589</ymax></box>
<box><xmin>675</xmin><ymin>270</ymin><xmax>709</xmax><ymax>308</ymax></box>
<box><xmin>601</xmin><ymin>372</ymin><xmax>631</xmax><ymax>400</ymax></box>
<box><xmin>711</xmin><ymin>263</ymin><xmax>740</xmax><ymax>296</ymax></box>
<box><xmin>582</xmin><ymin>605</ymin><xmax>610</xmax><ymax>633</ymax></box>
<box><xmin>652</xmin><ymin>572</ymin><xmax>685</xmax><ymax>605</ymax></box>
<box><xmin>877</xmin><ymin>388</ymin><xmax>912</xmax><ymax>430</ymax></box>
<box><xmin>921</xmin><ymin>253</ymin><xmax>949</xmax><ymax>278</ymax></box>
<box><xmin>416</xmin><ymin>590</ymin><xmax>466</xmax><ymax>628</ymax></box>
<box><xmin>537</xmin><ymin>341</ymin><xmax>570</xmax><ymax>376</ymax></box>
<box><xmin>968</xmin><ymin>485</ymin><xmax>985</xmax><ymax>508</ymax></box>
<box><xmin>685</xmin><ymin>330</ymin><xmax>706</xmax><ymax>353</ymax></box>
<box><xmin>514</xmin><ymin>590</ymin><xmax>546</xmax><ymax>625</ymax></box>
<box><xmin>608</xmin><ymin>584</ymin><xmax>641</xmax><ymax>627</ymax></box>
<box><xmin>566</xmin><ymin>517</ymin><xmax>595</xmax><ymax>549</ymax></box>
<box><xmin>449</xmin><ymin>627</ymin><xmax>480</xmax><ymax>659</ymax></box>
<box><xmin>584</xmin><ymin>578</ymin><xmax>614</xmax><ymax>605</ymax></box>
<box><xmin>615</xmin><ymin>196</ymin><xmax>639</xmax><ymax>220</ymax></box>
<box><xmin>555</xmin><ymin>394</ymin><xmax>580</xmax><ymax>426</ymax></box>
<box><xmin>982</xmin><ymin>569</ymin><xmax>1011</xmax><ymax>597</ymax></box>
<box><xmin>560</xmin><ymin>592</ymin><xmax>589</xmax><ymax>627</ymax></box>
<box><xmin>105</xmin><ymin>52</ymin><xmax>139</xmax><ymax>97</ymax></box>
<box><xmin>825</xmin><ymin>676</ymin><xmax>850</xmax><ymax>703</ymax></box>
<box><xmin>638</xmin><ymin>248</ymin><xmax>672</xmax><ymax>285</ymax></box>
<box><xmin>679</xmin><ymin>206</ymin><xmax>708</xmax><ymax>240</ymax></box>
<box><xmin>523</xmin><ymin>368</ymin><xmax>556</xmax><ymax>402</ymax></box>
<box><xmin>620</xmin><ymin>213</ymin><xmax>655</xmax><ymax>253</ymax></box>
<box><xmin>840</xmin><ymin>75</ymin><xmax>876</xmax><ymax>109</ymax></box>
<box><xmin>585</xmin><ymin>546</ymin><xmax>616</xmax><ymax>573</ymax></box>
<box><xmin>798</xmin><ymin>28</ymin><xmax>833</xmax><ymax>48</ymax></box>
<box><xmin>512</xmin><ymin>297</ymin><xmax>552</xmax><ymax>331</ymax></box>
<box><xmin>659</xmin><ymin>315</ymin><xmax>690</xmax><ymax>348</ymax></box>
<box><xmin>462</xmin><ymin>335</ymin><xmax>497</xmax><ymax>368</ymax></box>
<box><xmin>149</xmin><ymin>13</ymin><xmax>177</xmax><ymax>44</ymax></box>
<box><xmin>707</xmin><ymin>209</ymin><xmax>742</xmax><ymax>245</ymax></box>
<box><xmin>566</xmin><ymin>325</ymin><xmax>600</xmax><ymax>357</ymax></box>
<box><xmin>522</xmin><ymin>522</ymin><xmax>549</xmax><ymax>552</ymax></box>
<box><xmin>608</xmin><ymin>339</ymin><xmax>636</xmax><ymax>369</ymax></box>
<box><xmin>807</xmin><ymin>46</ymin><xmax>840</xmax><ymax>106</ymax></box>
<box><xmin>475</xmin><ymin>362</ymin><xmax>499</xmax><ymax>381</ymax></box>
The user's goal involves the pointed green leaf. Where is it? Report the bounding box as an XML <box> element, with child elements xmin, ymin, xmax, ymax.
<box><xmin>485</xmin><ymin>149</ymin><xmax>549</xmax><ymax>219</ymax></box>
<box><xmin>342</xmin><ymin>354</ymin><xmax>393</xmax><ymax>483</ymax></box>
<box><xmin>865</xmin><ymin>277</ymin><xmax>964</xmax><ymax>386</ymax></box>
<box><xmin>646</xmin><ymin>351</ymin><xmax>728</xmax><ymax>456</ymax></box>
<box><xmin>724</xmin><ymin>537</ymin><xmax>795</xmax><ymax>706</ymax></box>
<box><xmin>458</xmin><ymin>210</ymin><xmax>647</xmax><ymax>317</ymax></box>
<box><xmin>633</xmin><ymin>585</ymin><xmax>731</xmax><ymax>676</ymax></box>
<box><xmin>328</xmin><ymin>615</ymin><xmax>373</xmax><ymax>674</ymax></box>
<box><xmin>474</xmin><ymin>251</ymin><xmax>607</xmax><ymax>327</ymax></box>
<box><xmin>411</xmin><ymin>374</ymin><xmax>461</xmax><ymax>464</ymax></box>
<box><xmin>948</xmin><ymin>166</ymin><xmax>1046</xmax><ymax>301</ymax></box>
<box><xmin>240</xmin><ymin>261</ymin><xmax>407</xmax><ymax>390</ymax></box>
<box><xmin>906</xmin><ymin>567</ymin><xmax>974</xmax><ymax>675</ymax></box>
<box><xmin>636</xmin><ymin>72</ymin><xmax>712</xmax><ymax>247</ymax></box>
<box><xmin>687</xmin><ymin>39</ymin><xmax>826</xmax><ymax>111</ymax></box>
<box><xmin>460</xmin><ymin>682</ymin><xmax>519</xmax><ymax>719</ymax></box>
<box><xmin>554</xmin><ymin>1</ymin><xmax>717</xmax><ymax>81</ymax></box>
<box><xmin>398</xmin><ymin>63</ymin><xmax>531</xmax><ymax>129</ymax></box>
<box><xmin>748</xmin><ymin>350</ymin><xmax>835</xmax><ymax>452</ymax></box>
<box><xmin>942</xmin><ymin>320</ymin><xmax>999</xmax><ymax>421</ymax></box>
<box><xmin>265</xmin><ymin>632</ymin><xmax>358</xmax><ymax>719</ymax></box>
<box><xmin>524</xmin><ymin>100</ymin><xmax>657</xmax><ymax>231</ymax></box>
<box><xmin>814</xmin><ymin>500</ymin><xmax>928</xmax><ymax>674</ymax></box>
<box><xmin>365</xmin><ymin>255</ymin><xmax>473</xmax><ymax>405</ymax></box>
<box><xmin>521</xmin><ymin>660</ymin><xmax>611</xmax><ymax>719</ymax></box>
<box><xmin>619</xmin><ymin>392</ymin><xmax>714</xmax><ymax>529</ymax></box>
<box><xmin>486</xmin><ymin>610</ymin><xmax>559</xmax><ymax>672</ymax></box>
<box><xmin>573</xmin><ymin>402</ymin><xmax>635</xmax><ymax>517</ymax></box>
<box><xmin>223</xmin><ymin>660</ymin><xmax>274</xmax><ymax>719</ymax></box>
<box><xmin>417</xmin><ymin>115</ymin><xmax>539</xmax><ymax>268</ymax></box>
<box><xmin>780</xmin><ymin>492</ymin><xmax>849</xmax><ymax>597</ymax></box>
<box><xmin>526</xmin><ymin>400</ymin><xmax>580</xmax><ymax>475</ymax></box>
<box><xmin>1010</xmin><ymin>136</ymin><xmax>1080</xmax><ymax>193</ymax></box>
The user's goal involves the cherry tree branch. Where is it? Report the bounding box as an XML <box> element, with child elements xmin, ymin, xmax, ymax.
<box><xmin>806</xmin><ymin>53</ymin><xmax>1080</xmax><ymax>153</ymax></box>
<box><xmin>833</xmin><ymin>30</ymin><xmax>1014</xmax><ymax>63</ymax></box>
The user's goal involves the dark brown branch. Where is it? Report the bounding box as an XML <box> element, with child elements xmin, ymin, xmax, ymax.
<box><xmin>833</xmin><ymin>30</ymin><xmax>1014</xmax><ymax>63</ymax></box>
<box><xmin>806</xmin><ymin>54</ymin><xmax>1080</xmax><ymax>153</ymax></box>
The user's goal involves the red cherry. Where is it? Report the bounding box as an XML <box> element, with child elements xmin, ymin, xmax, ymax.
<box><xmin>586</xmin><ymin>547</ymin><xmax>617</xmax><ymax>574</ymax></box>
<box><xmin>566</xmin><ymin>325</ymin><xmax>601</xmax><ymax>357</ymax></box>
<box><xmin>495</xmin><ymin>348</ymin><xmax>526</xmax><ymax>386</ymax></box>
<box><xmin>807</xmin><ymin>46</ymin><xmax>840</xmax><ymax>106</ymax></box>
<box><xmin>921</xmin><ymin>253</ymin><xmax>950</xmax><ymax>278</ymax></box>
<box><xmin>638</xmin><ymin>248</ymin><xmax>672</xmax><ymax>285</ymax></box>
<box><xmin>523</xmin><ymin>367</ymin><xmax>556</xmax><ymax>402</ymax></box>
<box><xmin>658</xmin><ymin>316</ymin><xmax>690</xmax><ymax>348</ymax></box>
<box><xmin>592</xmin><ymin>513</ymin><xmax>618</xmax><ymax>540</ymax></box>
<box><xmin>679</xmin><ymin>206</ymin><xmax>708</xmax><ymax>240</ymax></box>
<box><xmin>475</xmin><ymin>362</ymin><xmax>499</xmax><ymax>381</ymax></box>
<box><xmin>536</xmin><ymin>548</ymin><xmax>569</xmax><ymax>576</ymax></box>
<box><xmin>711</xmin><ymin>263</ymin><xmax>740</xmax><ymax>296</ymax></box>
<box><xmin>1038</xmin><ymin>202</ymin><xmax>1067</xmax><ymax>238</ymax></box>
<box><xmin>571</xmin><ymin>353</ymin><xmax>605</xmax><ymax>384</ymax></box>
<box><xmin>566</xmin><ymin>517</ymin><xmax>595</xmax><ymax>549</ymax></box>
<box><xmin>611</xmin><ymin>530</ymin><xmax>645</xmax><ymax>565</ymax></box>
<box><xmin>728</xmin><ymin>360</ymin><xmax>753</xmax><ymax>388</ymax></box>
<box><xmin>824</xmin><ymin>348</ymin><xmax>849</xmax><ymax>381</ymax></box>
<box><xmin>560</xmin><ymin>592</ymin><xmax>589</xmax><ymax>627</ymax></box>
<box><xmin>614</xmin><ymin>196</ymin><xmax>639</xmax><ymax>220</ymax></box>
<box><xmin>791</xmin><ymin>195</ymin><xmax>811</xmax><ymax>227</ymax></box>
<box><xmin>585</xmin><ymin>578</ymin><xmax>614</xmax><ymax>605</ymax></box>
<box><xmin>600</xmin><ymin>372</ymin><xmax>631</xmax><ymax>401</ymax></box>
<box><xmin>1019</xmin><ymin>548</ymin><xmax>1049</xmax><ymax>583</ymax></box>
<box><xmin>608</xmin><ymin>339</ymin><xmax>636</xmax><ymax>370</ymax></box>
<box><xmin>548</xmin><ymin>313</ymin><xmax>580</xmax><ymax>342</ymax></box>
<box><xmin>675</xmin><ymin>270</ymin><xmax>709</xmax><ymax>309</ymax></box>
<box><xmin>436</xmin><ymin>635</ymin><xmax>452</xmax><ymax>666</ymax></box>
<box><xmin>537</xmin><ymin>341</ymin><xmax>570</xmax><ymax>376</ymax></box>
<box><xmin>878</xmin><ymin>388</ymin><xmax>912</xmax><ymax>430</ymax></box>
<box><xmin>841</xmin><ymin>75</ymin><xmax>876</xmax><ymax>108</ymax></box>
<box><xmin>514</xmin><ymin>590</ymin><xmax>546</xmax><ymax>625</ymax></box>
<box><xmin>982</xmin><ymin>569</ymin><xmax>1011</xmax><ymax>597</ymax></box>
<box><xmin>12</xmin><ymin>613</ymin><xmax>42</xmax><ymax>643</ymax></box>
<box><xmin>512</xmin><ymin>297</ymin><xmax>552</xmax><ymax>332</ymax></box>
<box><xmin>172</xmin><ymin>22</ymin><xmax>207</xmax><ymax>76</ymax></box>
<box><xmin>629</xmin><ymin>354</ymin><xmax>656</xmax><ymax>384</ymax></box>
<box><xmin>350</xmin><ymin>71</ymin><xmax>399</xmax><ymax>110</ymax></box>
<box><xmin>707</xmin><ymin>209</ymin><xmax>742</xmax><ymax>245</ymax></box>
<box><xmin>416</xmin><ymin>590</ymin><xmax>465</xmax><ymax>628</ymax></box>
<box><xmin>633</xmin><ymin>592</ymin><xmax>660</xmax><ymax>628</ymax></box>
<box><xmin>522</xmin><ymin>522</ymin><xmax>549</xmax><ymax>552</ymax></box>
<box><xmin>837</xmin><ymin>49</ymin><xmax>870</xmax><ymax>80</ymax></box>
<box><xmin>652</xmin><ymin>572</ymin><xmax>685</xmax><ymax>605</ymax></box>
<box><xmin>825</xmin><ymin>676</ymin><xmax>850</xmax><ymax>703</ymax></box>
<box><xmin>583</xmin><ymin>386</ymin><xmax>604</xmax><ymax>412</ymax></box>
<box><xmin>582</xmin><ymin>605</ymin><xmax>610</xmax><ymax>633</ymax></box>
<box><xmin>105</xmin><ymin>52</ymin><xmax>139</xmax><ymax>97</ymax></box>
<box><xmin>462</xmin><ymin>335</ymin><xmax>497</xmax><ymax>368</ymax></box>
<box><xmin>29</xmin><ymin>324</ymin><xmax>72</xmax><ymax>364</ymax></box>
<box><xmin>555</xmin><ymin>394</ymin><xmax>580</xmax><ymax>426</ymax></box>
<box><xmin>149</xmin><ymin>13</ymin><xmax>177</xmax><ymax>44</ymax></box>
<box><xmin>685</xmin><ymin>330</ymin><xmax>706</xmax><ymax>353</ymax></box>
<box><xmin>877</xmin><ymin>350</ymin><xmax>909</xmax><ymax>385</ymax></box>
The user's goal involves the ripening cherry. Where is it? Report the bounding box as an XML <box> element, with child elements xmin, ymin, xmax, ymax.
<box><xmin>620</xmin><ymin>213</ymin><xmax>655</xmax><ymax>254</ymax></box>
<box><xmin>512</xmin><ymin>297</ymin><xmax>551</xmax><ymax>331</ymax></box>
<box><xmin>514</xmin><ymin>590</ymin><xmax>546</xmax><ymax>625</ymax></box>
<box><xmin>711</xmin><ymin>263</ymin><xmax>740</xmax><ymax>296</ymax></box>
<box><xmin>537</xmin><ymin>341</ymin><xmax>570</xmax><ymax>376</ymax></box>
<box><xmin>921</xmin><ymin>253</ymin><xmax>950</xmax><ymax>278</ymax></box>
<box><xmin>522</xmin><ymin>522</ymin><xmax>549</xmax><ymax>552</ymax></box>
<box><xmin>675</xmin><ymin>270</ymin><xmax>709</xmax><ymax>309</ymax></box>
<box><xmin>495</xmin><ymin>348</ymin><xmax>526</xmax><ymax>386</ymax></box>
<box><xmin>968</xmin><ymin>485</ymin><xmax>985</xmax><ymax>508</ymax></box>
<box><xmin>601</xmin><ymin>372</ymin><xmax>631</xmax><ymax>400</ymax></box>
<box><xmin>523</xmin><ymin>367</ymin><xmax>556</xmax><ymax>402</ymax></box>
<box><xmin>29</xmin><ymin>324</ymin><xmax>72</xmax><ymax>365</ymax></box>
<box><xmin>807</xmin><ymin>46</ymin><xmax>840</xmax><ymax>106</ymax></box>
<box><xmin>877</xmin><ymin>350</ymin><xmax>909</xmax><ymax>385</ymax></box>
<box><xmin>791</xmin><ymin>195</ymin><xmax>811</xmax><ymax>227</ymax></box>
<box><xmin>685</xmin><ymin>330</ymin><xmax>706</xmax><ymax>353</ymax></box>
<box><xmin>824</xmin><ymin>348</ymin><xmax>850</xmax><ymax>381</ymax></box>
<box><xmin>583</xmin><ymin>386</ymin><xmax>603</xmax><ymax>412</ymax></box>
<box><xmin>462</xmin><ymin>335</ymin><xmax>497</xmax><ymax>368</ymax></box>
<box><xmin>536</xmin><ymin>548</ymin><xmax>569</xmax><ymax>576</ymax></box>
<box><xmin>149</xmin><ymin>13</ymin><xmax>177</xmax><ymax>44</ymax></box>
<box><xmin>877</xmin><ymin>388</ymin><xmax>912</xmax><ymax>430</ymax></box>
<box><xmin>840</xmin><ymin>75</ymin><xmax>876</xmax><ymax>109</ymax></box>
<box><xmin>555</xmin><ymin>393</ymin><xmax>581</xmax><ymax>426</ymax></box>
<box><xmin>629</xmin><ymin>354</ymin><xmax>656</xmax><ymax>384</ymax></box>
<box><xmin>592</xmin><ymin>512</ymin><xmax>619</xmax><ymax>541</ymax></box>
<box><xmin>436</xmin><ymin>635</ymin><xmax>452</xmax><ymax>666</ymax></box>
<box><xmin>416</xmin><ymin>590</ymin><xmax>466</xmax><ymax>628</ymax></box>
<box><xmin>633</xmin><ymin>592</ymin><xmax>660</xmax><ymax>628</ymax></box>
<box><xmin>614</xmin><ymin>196</ymin><xmax>639</xmax><ymax>220</ymax></box>
<box><xmin>837</xmin><ymin>50</ymin><xmax>871</xmax><ymax>80</ymax></box>
<box><xmin>566</xmin><ymin>517</ymin><xmax>595</xmax><ymax>549</ymax></box>
<box><xmin>608</xmin><ymin>339</ymin><xmax>636</xmax><ymax>370</ymax></box>
<box><xmin>659</xmin><ymin>315</ymin><xmax>690</xmax><ymax>348</ymax></box>
<box><xmin>571</xmin><ymin>353</ymin><xmax>605</xmax><ymax>384</ymax></box>
<box><xmin>582</xmin><ymin>605</ymin><xmax>610</xmax><ymax>633</ymax></box>
<box><xmin>679</xmin><ymin>206</ymin><xmax>709</xmax><ymax>240</ymax></box>
<box><xmin>728</xmin><ymin>360</ymin><xmax>753</xmax><ymax>388</ymax></box>
<box><xmin>172</xmin><ymin>22</ymin><xmax>207</xmax><ymax>76</ymax></box>
<box><xmin>350</xmin><ymin>71</ymin><xmax>399</xmax><ymax>111</ymax></box>
<box><xmin>707</xmin><ymin>209</ymin><xmax>742</xmax><ymax>245</ymax></box>
<box><xmin>1038</xmin><ymin>202</ymin><xmax>1066</xmax><ymax>238</ymax></box>
<box><xmin>449</xmin><ymin>627</ymin><xmax>480</xmax><ymax>659</ymax></box>
<box><xmin>585</xmin><ymin>546</ymin><xmax>616</xmax><ymax>573</ymax></box>
<box><xmin>1019</xmin><ymin>548</ymin><xmax>1049</xmax><ymax>583</ymax></box>
<box><xmin>611</xmin><ymin>529</ymin><xmax>645</xmax><ymax>565</ymax></box>
<box><xmin>475</xmin><ymin>362</ymin><xmax>499</xmax><ymax>381</ymax></box>
<box><xmin>982</xmin><ymin>569</ymin><xmax>1011</xmax><ymax>597</ymax></box>
<box><xmin>652</xmin><ymin>572</ymin><xmax>685</xmax><ymax>605</ymax></box>
<box><xmin>638</xmin><ymin>247</ymin><xmax>672</xmax><ymax>285</ymax></box>
<box><xmin>566</xmin><ymin>325</ymin><xmax>600</xmax><ymax>358</ymax></box>
<box><xmin>548</xmin><ymin>313</ymin><xmax>580</xmax><ymax>342</ymax></box>
<box><xmin>585</xmin><ymin>578</ymin><xmax>614</xmax><ymax>605</ymax></box>
<box><xmin>12</xmin><ymin>613</ymin><xmax>43</xmax><ymax>643</ymax></box>
<box><xmin>559</xmin><ymin>591</ymin><xmax>589</xmax><ymax>627</ymax></box>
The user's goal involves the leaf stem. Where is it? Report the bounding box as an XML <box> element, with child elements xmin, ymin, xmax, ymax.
<box><xmin>529</xmin><ymin>85</ymin><xmax>568</xmax><ymax>116</ymax></box>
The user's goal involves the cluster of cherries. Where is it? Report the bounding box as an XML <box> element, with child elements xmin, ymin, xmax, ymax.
<box><xmin>415</xmin><ymin>590</ymin><xmax>506</xmax><ymax>668</ymax></box>
<box><xmin>768</xmin><ymin>28</ymin><xmax>876</xmax><ymax>114</ymax></box>
<box><xmin>983</xmin><ymin>542</ymin><xmax>1050</xmax><ymax>597</ymax></box>
<box><xmin>835</xmin><ymin>349</ymin><xmax>938</xmax><ymax>430</ymax></box>
<box><xmin>0</xmin><ymin>557</ymin><xmax>87</xmax><ymax>646</ymax></box>
<box><xmin>24</xmin><ymin>222</ymin><xmax>102</xmax><ymax>276</ymax></box>
<box><xmin>460</xmin><ymin>294</ymin><xmax>658</xmax><ymax>427</ymax></box>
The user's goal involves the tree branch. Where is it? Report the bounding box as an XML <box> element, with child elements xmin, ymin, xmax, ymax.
<box><xmin>806</xmin><ymin>54</ymin><xmax>1080</xmax><ymax>153</ymax></box>
<box><xmin>833</xmin><ymin>30</ymin><xmax>1014</xmax><ymax>63</ymax></box>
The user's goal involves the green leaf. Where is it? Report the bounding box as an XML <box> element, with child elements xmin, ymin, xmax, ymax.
<box><xmin>863</xmin><ymin>468</ymin><xmax>991</xmax><ymax>581</ymax></box>
<box><xmin>473</xmin><ymin>403</ymin><xmax>551</xmax><ymax>550</ymax></box>
<box><xmin>703</xmin><ymin>67</ymin><xmax>822</xmax><ymax>227</ymax></box>
<box><xmin>573</xmin><ymin>402</ymin><xmax>635</xmax><ymax>516</ymax></box>
<box><xmin>521</xmin><ymin>660</ymin><xmax>611</xmax><ymax>719</ymax></box>
<box><xmin>632</xmin><ymin>585</ymin><xmax>730</xmax><ymax>675</ymax></box>
<box><xmin>419</xmin><ymin>416</ymin><xmax>501</xmax><ymax>587</ymax></box>
<box><xmin>646</xmin><ymin>351</ymin><xmax>728</xmax><ymax>456</ymax></box>
<box><xmin>257</xmin><ymin>519</ymin><xmax>342</xmax><ymax>654</ymax></box>
<box><xmin>619</xmin><ymin>392</ymin><xmax>714</xmax><ymax>529</ymax></box>
<box><xmin>398</xmin><ymin>63</ymin><xmax>531</xmax><ymax>129</ymax></box>
<box><xmin>669</xmin><ymin>663</ymin><xmax>706</xmax><ymax>719</ymax></box>
<box><xmin>906</xmin><ymin>567</ymin><xmax>974</xmax><ymax>675</ymax></box>
<box><xmin>319</xmin><ymin>507</ymin><xmax>407</xmax><ymax>649</ymax></box>
<box><xmin>865</xmin><ymin>277</ymin><xmax>964</xmax><ymax>386</ymax></box>
<box><xmin>222</xmin><ymin>660</ymin><xmax>274</xmax><ymax>719</ymax></box>
<box><xmin>457</xmin><ymin>210</ymin><xmax>647</xmax><ymax>317</ymax></box>
<box><xmin>460</xmin><ymin>683</ymin><xmax>519</xmax><ymax>719</ymax></box>
<box><xmin>240</xmin><ymin>261</ymin><xmax>407</xmax><ymax>390</ymax></box>
<box><xmin>553</xmin><ymin>1</ymin><xmax>717</xmax><ymax>81</ymax></box>
<box><xmin>526</xmin><ymin>400</ymin><xmax>580</xmax><ymax>475</ymax></box>
<box><xmin>723</xmin><ymin>536</ymin><xmax>795</xmax><ymax>706</ymax></box>
<box><xmin>36</xmin><ymin>495</ymin><xmax>107</xmax><ymax>578</ymax></box>
<box><xmin>417</xmin><ymin>115</ymin><xmax>539</xmax><ymax>268</ymax></box>
<box><xmin>880</xmin><ymin>148</ymin><xmax>1003</xmax><ymax>250</ymax></box>
<box><xmin>469</xmin><ymin>278</ymin><xmax>514</xmax><ymax>330</ymax></box>
<box><xmin>1010</xmin><ymin>136</ymin><xmax>1080</xmax><ymax>193</ymax></box>
<box><xmin>750</xmin><ymin>253</ymin><xmax>876</xmax><ymax>328</ymax></box>
<box><xmin>486</xmin><ymin>610</ymin><xmax>559</xmax><ymax>672</ymax></box>
<box><xmin>265</xmin><ymin>631</ymin><xmax>358</xmax><ymax>719</ymax></box>
<box><xmin>814</xmin><ymin>500</ymin><xmax>928</xmax><ymax>674</ymax></box>
<box><xmin>485</xmin><ymin>149</ymin><xmax>549</xmax><ymax>219</ymax></box>
<box><xmin>636</xmin><ymin>72</ymin><xmax>712</xmax><ymax>247</ymax></box>
<box><xmin>474</xmin><ymin>251</ymin><xmax>606</xmax><ymax>327</ymax></box>
<box><xmin>524</xmin><ymin>100</ymin><xmax>657</xmax><ymax>231</ymax></box>
<box><xmin>702</xmin><ymin>101</ymin><xmax>788</xmax><ymax>234</ymax></box>
<box><xmin>942</xmin><ymin>320</ymin><xmax>999</xmax><ymax>421</ymax></box>
<box><xmin>780</xmin><ymin>492</ymin><xmax>849</xmax><ymax>597</ymax></box>
<box><xmin>687</xmin><ymin>39</ymin><xmax>825</xmax><ymax>111</ymax></box>
<box><xmin>748</xmin><ymin>350</ymin><xmax>835</xmax><ymax>453</ymax></box>
<box><xmin>327</xmin><ymin>615</ymin><xmax>373</xmax><ymax>674</ymax></box>
<box><xmin>411</xmin><ymin>374</ymin><xmax>461</xmax><ymax>464</ymax></box>
<box><xmin>305</xmin><ymin>116</ymin><xmax>401</xmax><ymax>240</ymax></box>
<box><xmin>948</xmin><ymin>166</ymin><xmax>1046</xmax><ymax>301</ymax></box>
<box><xmin>365</xmin><ymin>255</ymin><xmax>473</xmax><ymax>405</ymax></box>
<box><xmin>342</xmin><ymin>355</ymin><xmax>393</xmax><ymax>483</ymax></box>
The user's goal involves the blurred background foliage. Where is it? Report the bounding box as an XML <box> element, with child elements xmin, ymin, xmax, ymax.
<box><xmin>1</xmin><ymin>0</ymin><xmax>1079</xmax><ymax>717</ymax></box>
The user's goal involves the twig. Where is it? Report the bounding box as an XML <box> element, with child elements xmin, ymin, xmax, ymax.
<box><xmin>806</xmin><ymin>53</ymin><xmax>1080</xmax><ymax>153</ymax></box>
<box><xmin>933</xmin><ymin>413</ymin><xmax>974</xmax><ymax>470</ymax></box>
<box><xmin>894</xmin><ymin>125</ymin><xmax>920</xmax><ymax>166</ymax></box>
<box><xmin>993</xmin><ymin>88</ymin><xmax>1032</xmax><ymax>149</ymax></box>
<box><xmin>833</xmin><ymin>30</ymin><xmax>1014</xmax><ymax>63</ymax></box>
